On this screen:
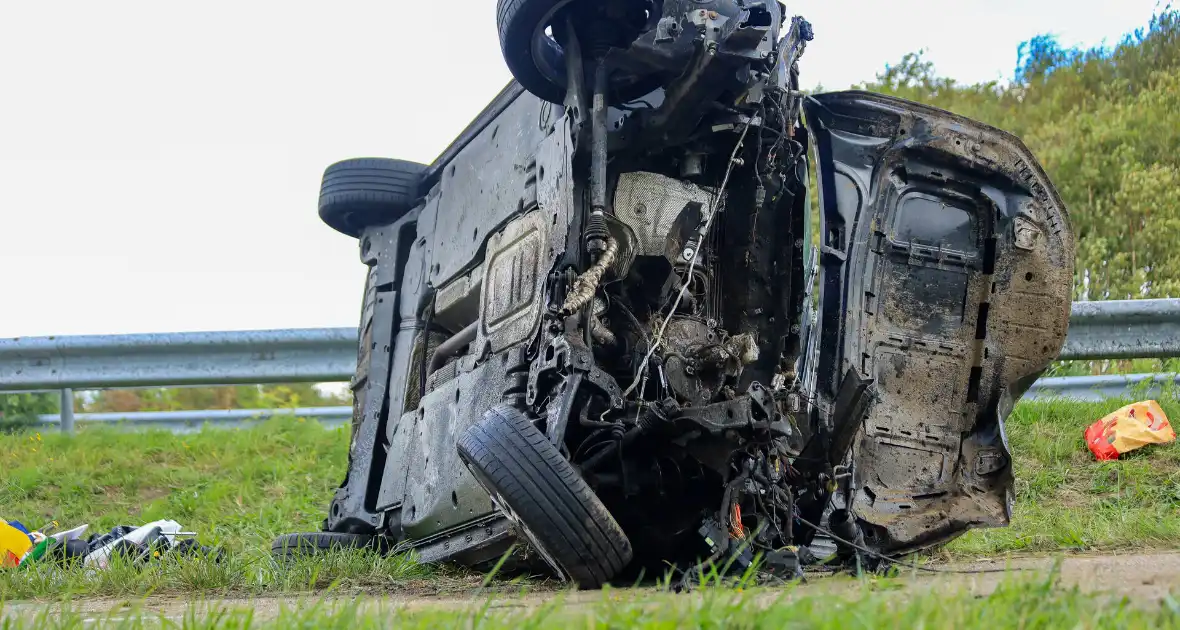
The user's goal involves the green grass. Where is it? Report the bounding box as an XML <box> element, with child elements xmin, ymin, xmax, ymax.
<box><xmin>948</xmin><ymin>398</ymin><xmax>1180</xmax><ymax>556</ymax></box>
<box><xmin>3</xmin><ymin>573</ymin><xmax>1180</xmax><ymax>629</ymax></box>
<box><xmin>0</xmin><ymin>419</ymin><xmax>456</xmax><ymax>600</ymax></box>
<box><xmin>0</xmin><ymin>547</ymin><xmax>444</xmax><ymax>601</ymax></box>
<box><xmin>2</xmin><ymin>400</ymin><xmax>1180</xmax><ymax>601</ymax></box>
<box><xmin>0</xmin><ymin>417</ymin><xmax>347</xmax><ymax>550</ymax></box>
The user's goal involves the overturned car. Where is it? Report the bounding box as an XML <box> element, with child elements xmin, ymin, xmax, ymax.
<box><xmin>276</xmin><ymin>0</ymin><xmax>1075</xmax><ymax>587</ymax></box>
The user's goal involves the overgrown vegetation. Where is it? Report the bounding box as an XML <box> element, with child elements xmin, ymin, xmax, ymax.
<box><xmin>4</xmin><ymin>572</ymin><xmax>1179</xmax><ymax>629</ymax></box>
<box><xmin>0</xmin><ymin>548</ymin><xmax>441</xmax><ymax>602</ymax></box>
<box><xmin>80</xmin><ymin>383</ymin><xmax>349</xmax><ymax>414</ymax></box>
<box><xmin>3</xmin><ymin>398</ymin><xmax>1180</xmax><ymax>599</ymax></box>
<box><xmin>0</xmin><ymin>394</ymin><xmax>56</xmax><ymax>434</ymax></box>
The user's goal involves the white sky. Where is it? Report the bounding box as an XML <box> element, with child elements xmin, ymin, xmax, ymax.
<box><xmin>0</xmin><ymin>0</ymin><xmax>1164</xmax><ymax>337</ymax></box>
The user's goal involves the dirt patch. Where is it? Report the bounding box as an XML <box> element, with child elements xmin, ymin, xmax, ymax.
<box><xmin>932</xmin><ymin>551</ymin><xmax>1180</xmax><ymax>602</ymax></box>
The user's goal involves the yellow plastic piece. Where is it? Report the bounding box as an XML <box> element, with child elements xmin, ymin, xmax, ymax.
<box><xmin>0</xmin><ymin>521</ymin><xmax>33</xmax><ymax>568</ymax></box>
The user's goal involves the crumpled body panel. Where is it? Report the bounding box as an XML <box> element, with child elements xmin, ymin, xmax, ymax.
<box><xmin>806</xmin><ymin>91</ymin><xmax>1074</xmax><ymax>553</ymax></box>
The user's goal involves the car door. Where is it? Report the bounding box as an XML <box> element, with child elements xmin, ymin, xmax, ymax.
<box><xmin>804</xmin><ymin>91</ymin><xmax>1075</xmax><ymax>554</ymax></box>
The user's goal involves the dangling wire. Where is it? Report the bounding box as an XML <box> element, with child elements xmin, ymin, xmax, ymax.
<box><xmin>623</xmin><ymin>120</ymin><xmax>754</xmax><ymax>398</ymax></box>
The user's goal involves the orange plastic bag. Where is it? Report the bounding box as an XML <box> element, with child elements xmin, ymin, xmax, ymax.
<box><xmin>1085</xmin><ymin>400</ymin><xmax>1175</xmax><ymax>461</ymax></box>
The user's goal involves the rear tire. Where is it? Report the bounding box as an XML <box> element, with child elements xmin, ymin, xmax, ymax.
<box><xmin>457</xmin><ymin>404</ymin><xmax>633</xmax><ymax>588</ymax></box>
<box><xmin>318</xmin><ymin>157</ymin><xmax>426</xmax><ymax>237</ymax></box>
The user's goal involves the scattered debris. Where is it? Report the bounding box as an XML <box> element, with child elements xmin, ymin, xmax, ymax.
<box><xmin>1085</xmin><ymin>400</ymin><xmax>1175</xmax><ymax>461</ymax></box>
<box><xmin>0</xmin><ymin>519</ymin><xmax>221</xmax><ymax>570</ymax></box>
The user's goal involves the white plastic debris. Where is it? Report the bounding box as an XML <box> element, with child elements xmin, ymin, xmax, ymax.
<box><xmin>84</xmin><ymin>520</ymin><xmax>183</xmax><ymax>569</ymax></box>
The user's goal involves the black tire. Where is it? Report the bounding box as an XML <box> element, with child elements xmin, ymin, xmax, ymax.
<box><xmin>457</xmin><ymin>404</ymin><xmax>633</xmax><ymax>588</ymax></box>
<box><xmin>318</xmin><ymin>157</ymin><xmax>426</xmax><ymax>237</ymax></box>
<box><xmin>270</xmin><ymin>532</ymin><xmax>392</xmax><ymax>561</ymax></box>
<box><xmin>496</xmin><ymin>0</ymin><xmax>661</xmax><ymax>105</ymax></box>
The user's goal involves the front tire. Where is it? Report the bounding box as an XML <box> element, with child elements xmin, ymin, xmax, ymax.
<box><xmin>457</xmin><ymin>404</ymin><xmax>633</xmax><ymax>588</ymax></box>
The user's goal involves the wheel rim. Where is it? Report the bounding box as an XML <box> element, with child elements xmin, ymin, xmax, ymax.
<box><xmin>466</xmin><ymin>460</ymin><xmax>570</xmax><ymax>581</ymax></box>
<box><xmin>485</xmin><ymin>488</ymin><xmax>570</xmax><ymax>583</ymax></box>
<box><xmin>528</xmin><ymin>0</ymin><xmax>577</xmax><ymax>92</ymax></box>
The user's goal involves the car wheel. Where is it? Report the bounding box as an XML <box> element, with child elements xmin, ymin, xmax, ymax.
<box><xmin>270</xmin><ymin>532</ymin><xmax>393</xmax><ymax>561</ymax></box>
<box><xmin>318</xmin><ymin>157</ymin><xmax>426</xmax><ymax>237</ymax></box>
<box><xmin>457</xmin><ymin>403</ymin><xmax>633</xmax><ymax>588</ymax></box>
<box><xmin>496</xmin><ymin>0</ymin><xmax>661</xmax><ymax>105</ymax></box>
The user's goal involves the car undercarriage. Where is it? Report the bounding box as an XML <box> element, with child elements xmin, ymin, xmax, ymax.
<box><xmin>276</xmin><ymin>0</ymin><xmax>1076</xmax><ymax>588</ymax></box>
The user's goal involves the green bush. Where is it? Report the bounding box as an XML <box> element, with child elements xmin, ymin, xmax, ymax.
<box><xmin>0</xmin><ymin>393</ymin><xmax>56</xmax><ymax>434</ymax></box>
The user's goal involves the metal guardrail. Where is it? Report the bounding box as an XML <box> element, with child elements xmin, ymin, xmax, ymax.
<box><xmin>1027</xmin><ymin>374</ymin><xmax>1180</xmax><ymax>403</ymax></box>
<box><xmin>1060</xmin><ymin>299</ymin><xmax>1180</xmax><ymax>360</ymax></box>
<box><xmin>26</xmin><ymin>374</ymin><xmax>1177</xmax><ymax>430</ymax></box>
<box><xmin>0</xmin><ymin>328</ymin><xmax>357</xmax><ymax>390</ymax></box>
<box><xmin>2</xmin><ymin>299</ymin><xmax>1179</xmax><ymax>432</ymax></box>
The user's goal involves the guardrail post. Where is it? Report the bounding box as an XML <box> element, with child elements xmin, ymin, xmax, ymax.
<box><xmin>60</xmin><ymin>388</ymin><xmax>75</xmax><ymax>435</ymax></box>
